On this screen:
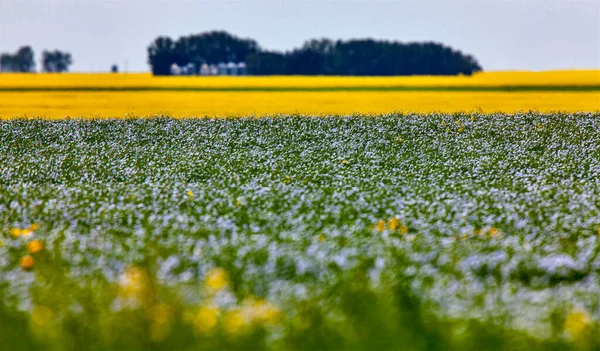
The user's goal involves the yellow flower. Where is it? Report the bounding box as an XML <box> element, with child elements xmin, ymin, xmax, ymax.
<box><xmin>194</xmin><ymin>305</ymin><xmax>219</xmax><ymax>334</ymax></box>
<box><xmin>118</xmin><ymin>265</ymin><xmax>153</xmax><ymax>307</ymax></box>
<box><xmin>223</xmin><ymin>309</ymin><xmax>249</xmax><ymax>336</ymax></box>
<box><xmin>457</xmin><ymin>126</ymin><xmax>464</xmax><ymax>133</ymax></box>
<box><xmin>388</xmin><ymin>218</ymin><xmax>400</xmax><ymax>230</ymax></box>
<box><xmin>488</xmin><ymin>227</ymin><xmax>501</xmax><ymax>238</ymax></box>
<box><xmin>376</xmin><ymin>220</ymin><xmax>386</xmax><ymax>233</ymax></box>
<box><xmin>10</xmin><ymin>228</ymin><xmax>24</xmax><ymax>238</ymax></box>
<box><xmin>240</xmin><ymin>298</ymin><xmax>281</xmax><ymax>326</ymax></box>
<box><xmin>20</xmin><ymin>255</ymin><xmax>35</xmax><ymax>270</ymax></box>
<box><xmin>186</xmin><ymin>190</ymin><xmax>194</xmax><ymax>199</ymax></box>
<box><xmin>341</xmin><ymin>159</ymin><xmax>349</xmax><ymax>165</ymax></box>
<box><xmin>10</xmin><ymin>223</ymin><xmax>39</xmax><ymax>238</ymax></box>
<box><xmin>317</xmin><ymin>233</ymin><xmax>325</xmax><ymax>242</ymax></box>
<box><xmin>27</xmin><ymin>240</ymin><xmax>44</xmax><ymax>254</ymax></box>
<box><xmin>564</xmin><ymin>309</ymin><xmax>591</xmax><ymax>339</ymax></box>
<box><xmin>205</xmin><ymin>268</ymin><xmax>228</xmax><ymax>292</ymax></box>
<box><xmin>399</xmin><ymin>225</ymin><xmax>409</xmax><ymax>235</ymax></box>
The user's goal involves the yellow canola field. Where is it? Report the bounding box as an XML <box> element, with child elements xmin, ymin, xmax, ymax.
<box><xmin>0</xmin><ymin>70</ymin><xmax>599</xmax><ymax>88</ymax></box>
<box><xmin>0</xmin><ymin>71</ymin><xmax>598</xmax><ymax>118</ymax></box>
<box><xmin>1</xmin><ymin>91</ymin><xmax>598</xmax><ymax>118</ymax></box>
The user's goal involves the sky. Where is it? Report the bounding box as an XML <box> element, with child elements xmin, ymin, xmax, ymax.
<box><xmin>0</xmin><ymin>0</ymin><xmax>598</xmax><ymax>73</ymax></box>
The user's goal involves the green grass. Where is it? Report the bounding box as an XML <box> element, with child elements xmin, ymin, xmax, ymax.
<box><xmin>1</xmin><ymin>112</ymin><xmax>599</xmax><ymax>350</ymax></box>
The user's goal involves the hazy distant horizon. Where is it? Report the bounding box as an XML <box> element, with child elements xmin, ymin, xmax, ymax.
<box><xmin>1</xmin><ymin>0</ymin><xmax>599</xmax><ymax>73</ymax></box>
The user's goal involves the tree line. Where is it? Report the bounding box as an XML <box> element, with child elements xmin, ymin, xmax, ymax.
<box><xmin>0</xmin><ymin>46</ymin><xmax>73</xmax><ymax>73</ymax></box>
<box><xmin>148</xmin><ymin>31</ymin><xmax>482</xmax><ymax>76</ymax></box>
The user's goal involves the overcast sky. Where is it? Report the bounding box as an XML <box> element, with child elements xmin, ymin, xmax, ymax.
<box><xmin>1</xmin><ymin>0</ymin><xmax>598</xmax><ymax>72</ymax></box>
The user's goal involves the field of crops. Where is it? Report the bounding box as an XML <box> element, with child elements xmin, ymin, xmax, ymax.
<box><xmin>0</xmin><ymin>70</ymin><xmax>598</xmax><ymax>117</ymax></box>
<box><xmin>1</xmin><ymin>112</ymin><xmax>600</xmax><ymax>350</ymax></box>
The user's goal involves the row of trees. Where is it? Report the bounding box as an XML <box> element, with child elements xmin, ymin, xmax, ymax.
<box><xmin>148</xmin><ymin>31</ymin><xmax>482</xmax><ymax>76</ymax></box>
<box><xmin>0</xmin><ymin>46</ymin><xmax>73</xmax><ymax>73</ymax></box>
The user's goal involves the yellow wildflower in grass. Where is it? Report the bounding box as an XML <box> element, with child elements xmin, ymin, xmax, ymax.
<box><xmin>20</xmin><ymin>255</ymin><xmax>35</xmax><ymax>270</ymax></box>
<box><xmin>194</xmin><ymin>305</ymin><xmax>219</xmax><ymax>334</ymax></box>
<box><xmin>317</xmin><ymin>233</ymin><xmax>325</xmax><ymax>242</ymax></box>
<box><xmin>27</xmin><ymin>240</ymin><xmax>44</xmax><ymax>254</ymax></box>
<box><xmin>341</xmin><ymin>159</ymin><xmax>349</xmax><ymax>165</ymax></box>
<box><xmin>399</xmin><ymin>225</ymin><xmax>409</xmax><ymax>235</ymax></box>
<box><xmin>149</xmin><ymin>303</ymin><xmax>173</xmax><ymax>342</ymax></box>
<box><xmin>205</xmin><ymin>268</ymin><xmax>229</xmax><ymax>292</ymax></box>
<box><xmin>240</xmin><ymin>298</ymin><xmax>281</xmax><ymax>326</ymax></box>
<box><xmin>388</xmin><ymin>218</ymin><xmax>401</xmax><ymax>230</ymax></box>
<box><xmin>9</xmin><ymin>223</ymin><xmax>39</xmax><ymax>238</ymax></box>
<box><xmin>223</xmin><ymin>309</ymin><xmax>249</xmax><ymax>337</ymax></box>
<box><xmin>564</xmin><ymin>308</ymin><xmax>591</xmax><ymax>339</ymax></box>
<box><xmin>186</xmin><ymin>190</ymin><xmax>194</xmax><ymax>199</ymax></box>
<box><xmin>376</xmin><ymin>220</ymin><xmax>386</xmax><ymax>233</ymax></box>
<box><xmin>118</xmin><ymin>265</ymin><xmax>153</xmax><ymax>307</ymax></box>
<box><xmin>488</xmin><ymin>227</ymin><xmax>501</xmax><ymax>238</ymax></box>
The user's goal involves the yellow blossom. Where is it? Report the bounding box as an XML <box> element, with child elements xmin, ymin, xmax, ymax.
<box><xmin>317</xmin><ymin>233</ymin><xmax>325</xmax><ymax>242</ymax></box>
<box><xmin>388</xmin><ymin>218</ymin><xmax>401</xmax><ymax>230</ymax></box>
<box><xmin>205</xmin><ymin>268</ymin><xmax>228</xmax><ymax>292</ymax></box>
<box><xmin>223</xmin><ymin>309</ymin><xmax>249</xmax><ymax>336</ymax></box>
<box><xmin>27</xmin><ymin>240</ymin><xmax>44</xmax><ymax>254</ymax></box>
<box><xmin>564</xmin><ymin>309</ymin><xmax>591</xmax><ymax>339</ymax></box>
<box><xmin>10</xmin><ymin>228</ymin><xmax>24</xmax><ymax>238</ymax></box>
<box><xmin>376</xmin><ymin>220</ymin><xmax>386</xmax><ymax>233</ymax></box>
<box><xmin>186</xmin><ymin>190</ymin><xmax>194</xmax><ymax>199</ymax></box>
<box><xmin>399</xmin><ymin>225</ymin><xmax>409</xmax><ymax>235</ymax></box>
<box><xmin>194</xmin><ymin>305</ymin><xmax>219</xmax><ymax>334</ymax></box>
<box><xmin>118</xmin><ymin>265</ymin><xmax>153</xmax><ymax>307</ymax></box>
<box><xmin>20</xmin><ymin>255</ymin><xmax>35</xmax><ymax>270</ymax></box>
<box><xmin>488</xmin><ymin>227</ymin><xmax>501</xmax><ymax>238</ymax></box>
<box><xmin>240</xmin><ymin>298</ymin><xmax>281</xmax><ymax>326</ymax></box>
<box><xmin>341</xmin><ymin>159</ymin><xmax>349</xmax><ymax>165</ymax></box>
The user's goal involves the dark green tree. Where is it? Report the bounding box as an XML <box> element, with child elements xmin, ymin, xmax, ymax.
<box><xmin>147</xmin><ymin>36</ymin><xmax>177</xmax><ymax>76</ymax></box>
<box><xmin>41</xmin><ymin>50</ymin><xmax>73</xmax><ymax>72</ymax></box>
<box><xmin>0</xmin><ymin>46</ymin><xmax>36</xmax><ymax>72</ymax></box>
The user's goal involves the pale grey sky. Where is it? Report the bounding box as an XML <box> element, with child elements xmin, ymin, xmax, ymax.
<box><xmin>0</xmin><ymin>0</ymin><xmax>598</xmax><ymax>72</ymax></box>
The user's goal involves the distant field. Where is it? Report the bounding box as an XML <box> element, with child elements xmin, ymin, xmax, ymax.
<box><xmin>0</xmin><ymin>71</ymin><xmax>598</xmax><ymax>117</ymax></box>
<box><xmin>1</xmin><ymin>113</ymin><xmax>600</xmax><ymax>350</ymax></box>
